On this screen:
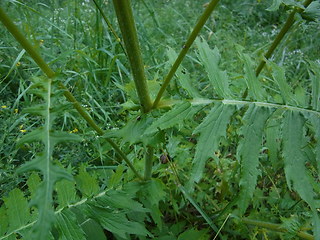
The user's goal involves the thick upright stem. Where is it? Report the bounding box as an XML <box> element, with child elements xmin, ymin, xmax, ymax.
<box><xmin>0</xmin><ymin>7</ymin><xmax>144</xmax><ymax>180</ymax></box>
<box><xmin>112</xmin><ymin>0</ymin><xmax>152</xmax><ymax>113</ymax></box>
<box><xmin>255</xmin><ymin>0</ymin><xmax>313</xmax><ymax>76</ymax></box>
<box><xmin>152</xmin><ymin>0</ymin><xmax>220</xmax><ymax>108</ymax></box>
<box><xmin>112</xmin><ymin>0</ymin><xmax>155</xmax><ymax>180</ymax></box>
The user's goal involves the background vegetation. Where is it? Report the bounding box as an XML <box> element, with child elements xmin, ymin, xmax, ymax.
<box><xmin>0</xmin><ymin>0</ymin><xmax>320</xmax><ymax>239</ymax></box>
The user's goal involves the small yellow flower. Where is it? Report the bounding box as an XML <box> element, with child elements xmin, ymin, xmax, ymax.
<box><xmin>14</xmin><ymin>109</ymin><xmax>19</xmax><ymax>114</ymax></box>
<box><xmin>16</xmin><ymin>62</ymin><xmax>21</xmax><ymax>67</ymax></box>
<box><xmin>20</xmin><ymin>129</ymin><xmax>27</xmax><ymax>133</ymax></box>
<box><xmin>69</xmin><ymin>128</ymin><xmax>78</xmax><ymax>133</ymax></box>
<box><xmin>1</xmin><ymin>106</ymin><xmax>7</xmax><ymax>109</ymax></box>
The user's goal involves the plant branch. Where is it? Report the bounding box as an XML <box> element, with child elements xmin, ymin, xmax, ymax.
<box><xmin>0</xmin><ymin>6</ymin><xmax>143</xmax><ymax>181</ymax></box>
<box><xmin>152</xmin><ymin>0</ymin><xmax>220</xmax><ymax>108</ymax></box>
<box><xmin>255</xmin><ymin>0</ymin><xmax>314</xmax><ymax>76</ymax></box>
<box><xmin>112</xmin><ymin>0</ymin><xmax>153</xmax><ymax>113</ymax></box>
<box><xmin>241</xmin><ymin>218</ymin><xmax>314</xmax><ymax>240</ymax></box>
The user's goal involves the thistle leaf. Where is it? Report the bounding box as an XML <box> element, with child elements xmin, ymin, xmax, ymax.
<box><xmin>167</xmin><ymin>47</ymin><xmax>202</xmax><ymax>98</ymax></box>
<box><xmin>145</xmin><ymin>102</ymin><xmax>192</xmax><ymax>134</ymax></box>
<box><xmin>238</xmin><ymin>50</ymin><xmax>266</xmax><ymax>101</ymax></box>
<box><xmin>55</xmin><ymin>209</ymin><xmax>86</xmax><ymax>240</ymax></box>
<box><xmin>282</xmin><ymin>110</ymin><xmax>320</xmax><ymax>238</ymax></box>
<box><xmin>56</xmin><ymin>179</ymin><xmax>77</xmax><ymax>208</ymax></box>
<box><xmin>84</xmin><ymin>204</ymin><xmax>151</xmax><ymax>239</ymax></box>
<box><xmin>3</xmin><ymin>188</ymin><xmax>29</xmax><ymax>231</ymax></box>
<box><xmin>237</xmin><ymin>105</ymin><xmax>272</xmax><ymax>214</ymax></box>
<box><xmin>75</xmin><ymin>165</ymin><xmax>100</xmax><ymax>197</ymax></box>
<box><xmin>190</xmin><ymin>103</ymin><xmax>236</xmax><ymax>184</ymax></box>
<box><xmin>270</xmin><ymin>62</ymin><xmax>296</xmax><ymax>106</ymax></box>
<box><xmin>196</xmin><ymin>38</ymin><xmax>231</xmax><ymax>99</ymax></box>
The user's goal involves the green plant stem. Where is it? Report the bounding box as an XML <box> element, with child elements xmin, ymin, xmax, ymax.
<box><xmin>0</xmin><ymin>6</ymin><xmax>143</xmax><ymax>181</ymax></box>
<box><xmin>112</xmin><ymin>0</ymin><xmax>155</xmax><ymax>180</ymax></box>
<box><xmin>152</xmin><ymin>0</ymin><xmax>220</xmax><ymax>108</ymax></box>
<box><xmin>144</xmin><ymin>146</ymin><xmax>154</xmax><ymax>180</ymax></box>
<box><xmin>112</xmin><ymin>0</ymin><xmax>152</xmax><ymax>113</ymax></box>
<box><xmin>255</xmin><ymin>0</ymin><xmax>313</xmax><ymax>76</ymax></box>
<box><xmin>91</xmin><ymin>0</ymin><xmax>126</xmax><ymax>55</ymax></box>
<box><xmin>241</xmin><ymin>218</ymin><xmax>314</xmax><ymax>240</ymax></box>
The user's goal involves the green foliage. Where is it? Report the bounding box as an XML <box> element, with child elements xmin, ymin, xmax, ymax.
<box><xmin>1</xmin><ymin>0</ymin><xmax>320</xmax><ymax>239</ymax></box>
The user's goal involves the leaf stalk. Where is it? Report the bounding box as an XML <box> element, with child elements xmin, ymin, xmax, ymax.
<box><xmin>152</xmin><ymin>0</ymin><xmax>220</xmax><ymax>108</ymax></box>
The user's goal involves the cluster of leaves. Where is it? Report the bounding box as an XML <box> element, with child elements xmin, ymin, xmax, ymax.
<box><xmin>0</xmin><ymin>0</ymin><xmax>320</xmax><ymax>239</ymax></box>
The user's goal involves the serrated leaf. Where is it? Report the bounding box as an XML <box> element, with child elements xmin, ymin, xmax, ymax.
<box><xmin>265</xmin><ymin>110</ymin><xmax>282</xmax><ymax>164</ymax></box>
<box><xmin>56</xmin><ymin>179</ymin><xmax>77</xmax><ymax>208</ymax></box>
<box><xmin>304</xmin><ymin>1</ymin><xmax>320</xmax><ymax>20</ymax></box>
<box><xmin>56</xmin><ymin>209</ymin><xmax>86</xmax><ymax>240</ymax></box>
<box><xmin>167</xmin><ymin>48</ymin><xmax>202</xmax><ymax>98</ymax></box>
<box><xmin>104</xmin><ymin>115</ymin><xmax>164</xmax><ymax>146</ymax></box>
<box><xmin>310</xmin><ymin>115</ymin><xmax>320</xmax><ymax>174</ymax></box>
<box><xmin>75</xmin><ymin>165</ymin><xmax>99</xmax><ymax>197</ymax></box>
<box><xmin>270</xmin><ymin>62</ymin><xmax>296</xmax><ymax>105</ymax></box>
<box><xmin>27</xmin><ymin>172</ymin><xmax>41</xmax><ymax>198</ymax></box>
<box><xmin>145</xmin><ymin>102</ymin><xmax>192</xmax><ymax>134</ymax></box>
<box><xmin>84</xmin><ymin>204</ymin><xmax>151</xmax><ymax>239</ymax></box>
<box><xmin>238</xmin><ymin>50</ymin><xmax>266</xmax><ymax>101</ymax></box>
<box><xmin>50</xmin><ymin>131</ymin><xmax>82</xmax><ymax>145</ymax></box>
<box><xmin>282</xmin><ymin>110</ymin><xmax>320</xmax><ymax>238</ymax></box>
<box><xmin>3</xmin><ymin>188</ymin><xmax>29</xmax><ymax>231</ymax></box>
<box><xmin>96</xmin><ymin>190</ymin><xmax>147</xmax><ymax>212</ymax></box>
<box><xmin>16</xmin><ymin>128</ymin><xmax>44</xmax><ymax>146</ymax></box>
<box><xmin>108</xmin><ymin>165</ymin><xmax>124</xmax><ymax>188</ymax></box>
<box><xmin>190</xmin><ymin>103</ymin><xmax>236</xmax><ymax>183</ymax></box>
<box><xmin>196</xmin><ymin>38</ymin><xmax>231</xmax><ymax>98</ymax></box>
<box><xmin>237</xmin><ymin>105</ymin><xmax>271</xmax><ymax>214</ymax></box>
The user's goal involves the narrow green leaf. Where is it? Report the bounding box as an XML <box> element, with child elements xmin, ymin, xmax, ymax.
<box><xmin>96</xmin><ymin>190</ymin><xmax>147</xmax><ymax>212</ymax></box>
<box><xmin>179</xmin><ymin>186</ymin><xmax>218</xmax><ymax>232</ymax></box>
<box><xmin>237</xmin><ymin>105</ymin><xmax>271</xmax><ymax>214</ymax></box>
<box><xmin>196</xmin><ymin>38</ymin><xmax>231</xmax><ymax>99</ymax></box>
<box><xmin>269</xmin><ymin>62</ymin><xmax>296</xmax><ymax>105</ymax></box>
<box><xmin>145</xmin><ymin>102</ymin><xmax>192</xmax><ymax>134</ymax></box>
<box><xmin>282</xmin><ymin>110</ymin><xmax>320</xmax><ymax>239</ymax></box>
<box><xmin>56</xmin><ymin>209</ymin><xmax>86</xmax><ymax>240</ymax></box>
<box><xmin>3</xmin><ymin>188</ymin><xmax>29</xmax><ymax>231</ymax></box>
<box><xmin>265</xmin><ymin>110</ymin><xmax>282</xmax><ymax>165</ymax></box>
<box><xmin>16</xmin><ymin>128</ymin><xmax>44</xmax><ymax>146</ymax></box>
<box><xmin>239</xmin><ymin>50</ymin><xmax>266</xmax><ymax>101</ymax></box>
<box><xmin>191</xmin><ymin>103</ymin><xmax>235</xmax><ymax>183</ymax></box>
<box><xmin>167</xmin><ymin>47</ymin><xmax>202</xmax><ymax>98</ymax></box>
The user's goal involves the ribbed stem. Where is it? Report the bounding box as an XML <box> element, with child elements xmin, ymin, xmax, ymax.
<box><xmin>152</xmin><ymin>0</ymin><xmax>220</xmax><ymax>108</ymax></box>
<box><xmin>0</xmin><ymin>6</ymin><xmax>143</xmax><ymax>181</ymax></box>
<box><xmin>112</xmin><ymin>0</ymin><xmax>153</xmax><ymax>113</ymax></box>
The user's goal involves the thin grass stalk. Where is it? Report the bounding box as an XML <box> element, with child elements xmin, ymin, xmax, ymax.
<box><xmin>241</xmin><ymin>218</ymin><xmax>314</xmax><ymax>240</ymax></box>
<box><xmin>91</xmin><ymin>0</ymin><xmax>126</xmax><ymax>55</ymax></box>
<box><xmin>0</xmin><ymin>7</ymin><xmax>143</xmax><ymax>180</ymax></box>
<box><xmin>152</xmin><ymin>0</ymin><xmax>220</xmax><ymax>108</ymax></box>
<box><xmin>112</xmin><ymin>0</ymin><xmax>152</xmax><ymax>113</ymax></box>
<box><xmin>255</xmin><ymin>0</ymin><xmax>314</xmax><ymax>76</ymax></box>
